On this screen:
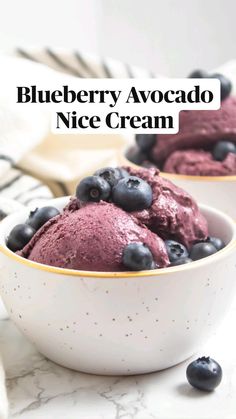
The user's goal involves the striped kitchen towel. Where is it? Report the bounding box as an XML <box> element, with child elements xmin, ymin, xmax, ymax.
<box><xmin>15</xmin><ymin>47</ymin><xmax>159</xmax><ymax>79</ymax></box>
<box><xmin>0</xmin><ymin>55</ymin><xmax>60</xmax><ymax>208</ymax></box>
<box><xmin>0</xmin><ymin>169</ymin><xmax>53</xmax><ymax>209</ymax></box>
<box><xmin>10</xmin><ymin>48</ymin><xmax>161</xmax><ymax>196</ymax></box>
<box><xmin>0</xmin><ymin>55</ymin><xmax>56</xmax><ymax>208</ymax></box>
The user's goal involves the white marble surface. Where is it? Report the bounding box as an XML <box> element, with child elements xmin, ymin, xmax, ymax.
<box><xmin>0</xmin><ymin>300</ymin><xmax>236</xmax><ymax>419</ymax></box>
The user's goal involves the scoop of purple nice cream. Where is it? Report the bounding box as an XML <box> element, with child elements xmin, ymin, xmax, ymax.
<box><xmin>19</xmin><ymin>201</ymin><xmax>169</xmax><ymax>271</ymax></box>
<box><xmin>12</xmin><ymin>166</ymin><xmax>209</xmax><ymax>272</ymax></box>
<box><xmin>164</xmin><ymin>149</ymin><xmax>236</xmax><ymax>176</ymax></box>
<box><xmin>151</xmin><ymin>97</ymin><xmax>236</xmax><ymax>165</ymax></box>
<box><xmin>125</xmin><ymin>166</ymin><xmax>208</xmax><ymax>248</ymax></box>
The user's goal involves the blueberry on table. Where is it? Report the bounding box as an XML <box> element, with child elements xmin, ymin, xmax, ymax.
<box><xmin>188</xmin><ymin>69</ymin><xmax>208</xmax><ymax>78</ymax></box>
<box><xmin>135</xmin><ymin>134</ymin><xmax>156</xmax><ymax>152</ymax></box>
<box><xmin>126</xmin><ymin>146</ymin><xmax>148</xmax><ymax>165</ymax></box>
<box><xmin>112</xmin><ymin>176</ymin><xmax>152</xmax><ymax>212</ymax></box>
<box><xmin>165</xmin><ymin>240</ymin><xmax>189</xmax><ymax>263</ymax></box>
<box><xmin>207</xmin><ymin>236</ymin><xmax>225</xmax><ymax>251</ymax></box>
<box><xmin>170</xmin><ymin>257</ymin><xmax>192</xmax><ymax>266</ymax></box>
<box><xmin>190</xmin><ymin>242</ymin><xmax>217</xmax><ymax>261</ymax></box>
<box><xmin>76</xmin><ymin>176</ymin><xmax>111</xmax><ymax>202</ymax></box>
<box><xmin>94</xmin><ymin>167</ymin><xmax>124</xmax><ymax>188</ymax></box>
<box><xmin>27</xmin><ymin>206</ymin><xmax>60</xmax><ymax>231</ymax></box>
<box><xmin>7</xmin><ymin>224</ymin><xmax>36</xmax><ymax>252</ymax></box>
<box><xmin>212</xmin><ymin>141</ymin><xmax>236</xmax><ymax>162</ymax></box>
<box><xmin>122</xmin><ymin>243</ymin><xmax>154</xmax><ymax>271</ymax></box>
<box><xmin>186</xmin><ymin>357</ymin><xmax>222</xmax><ymax>391</ymax></box>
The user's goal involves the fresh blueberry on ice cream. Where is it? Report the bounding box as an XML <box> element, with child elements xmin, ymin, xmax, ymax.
<box><xmin>212</xmin><ymin>141</ymin><xmax>236</xmax><ymax>162</ymax></box>
<box><xmin>94</xmin><ymin>167</ymin><xmax>127</xmax><ymax>187</ymax></box>
<box><xmin>188</xmin><ymin>69</ymin><xmax>208</xmax><ymax>79</ymax></box>
<box><xmin>27</xmin><ymin>206</ymin><xmax>60</xmax><ymax>231</ymax></box>
<box><xmin>7</xmin><ymin>224</ymin><xmax>36</xmax><ymax>252</ymax></box>
<box><xmin>76</xmin><ymin>175</ymin><xmax>111</xmax><ymax>202</ymax></box>
<box><xmin>164</xmin><ymin>240</ymin><xmax>189</xmax><ymax>263</ymax></box>
<box><xmin>112</xmin><ymin>176</ymin><xmax>153</xmax><ymax>212</ymax></box>
<box><xmin>206</xmin><ymin>236</ymin><xmax>225</xmax><ymax>251</ymax></box>
<box><xmin>136</xmin><ymin>134</ymin><xmax>156</xmax><ymax>152</ymax></box>
<box><xmin>122</xmin><ymin>243</ymin><xmax>156</xmax><ymax>270</ymax></box>
<box><xmin>7</xmin><ymin>166</ymin><xmax>225</xmax><ymax>272</ymax></box>
<box><xmin>190</xmin><ymin>242</ymin><xmax>218</xmax><ymax>261</ymax></box>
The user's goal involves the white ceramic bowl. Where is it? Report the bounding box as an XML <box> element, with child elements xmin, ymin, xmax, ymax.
<box><xmin>0</xmin><ymin>197</ymin><xmax>236</xmax><ymax>375</ymax></box>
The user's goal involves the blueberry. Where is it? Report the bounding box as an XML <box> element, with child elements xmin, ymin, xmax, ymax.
<box><xmin>170</xmin><ymin>257</ymin><xmax>192</xmax><ymax>266</ymax></box>
<box><xmin>112</xmin><ymin>176</ymin><xmax>152</xmax><ymax>212</ymax></box>
<box><xmin>118</xmin><ymin>168</ymin><xmax>129</xmax><ymax>179</ymax></box>
<box><xmin>27</xmin><ymin>206</ymin><xmax>60</xmax><ymax>231</ymax></box>
<box><xmin>186</xmin><ymin>356</ymin><xmax>222</xmax><ymax>391</ymax></box>
<box><xmin>76</xmin><ymin>176</ymin><xmax>111</xmax><ymax>203</ymax></box>
<box><xmin>210</xmin><ymin>73</ymin><xmax>232</xmax><ymax>100</ymax></box>
<box><xmin>122</xmin><ymin>243</ymin><xmax>154</xmax><ymax>271</ymax></box>
<box><xmin>7</xmin><ymin>224</ymin><xmax>36</xmax><ymax>252</ymax></box>
<box><xmin>188</xmin><ymin>69</ymin><xmax>208</xmax><ymax>78</ymax></box>
<box><xmin>94</xmin><ymin>167</ymin><xmax>124</xmax><ymax>188</ymax></box>
<box><xmin>212</xmin><ymin>141</ymin><xmax>236</xmax><ymax>161</ymax></box>
<box><xmin>135</xmin><ymin>134</ymin><xmax>156</xmax><ymax>152</ymax></box>
<box><xmin>207</xmin><ymin>236</ymin><xmax>225</xmax><ymax>251</ymax></box>
<box><xmin>126</xmin><ymin>146</ymin><xmax>148</xmax><ymax>165</ymax></box>
<box><xmin>165</xmin><ymin>240</ymin><xmax>189</xmax><ymax>263</ymax></box>
<box><xmin>190</xmin><ymin>242</ymin><xmax>217</xmax><ymax>261</ymax></box>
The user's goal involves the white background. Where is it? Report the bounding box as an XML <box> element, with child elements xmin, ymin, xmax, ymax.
<box><xmin>0</xmin><ymin>0</ymin><xmax>236</xmax><ymax>76</ymax></box>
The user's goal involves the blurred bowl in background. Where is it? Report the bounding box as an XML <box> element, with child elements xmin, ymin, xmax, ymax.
<box><xmin>121</xmin><ymin>149</ymin><xmax>236</xmax><ymax>220</ymax></box>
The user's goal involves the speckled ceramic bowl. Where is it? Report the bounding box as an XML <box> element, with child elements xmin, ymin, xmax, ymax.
<box><xmin>122</xmin><ymin>152</ymin><xmax>236</xmax><ymax>220</ymax></box>
<box><xmin>0</xmin><ymin>197</ymin><xmax>236</xmax><ymax>375</ymax></box>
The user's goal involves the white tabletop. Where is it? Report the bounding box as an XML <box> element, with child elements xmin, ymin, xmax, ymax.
<box><xmin>0</xmin><ymin>299</ymin><xmax>236</xmax><ymax>419</ymax></box>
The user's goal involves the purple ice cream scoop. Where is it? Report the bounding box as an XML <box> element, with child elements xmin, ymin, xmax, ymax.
<box><xmin>125</xmin><ymin>166</ymin><xmax>208</xmax><ymax>248</ymax></box>
<box><xmin>18</xmin><ymin>167</ymin><xmax>208</xmax><ymax>271</ymax></box>
<box><xmin>19</xmin><ymin>200</ymin><xmax>169</xmax><ymax>271</ymax></box>
<box><xmin>150</xmin><ymin>97</ymin><xmax>236</xmax><ymax>176</ymax></box>
<box><xmin>164</xmin><ymin>149</ymin><xmax>236</xmax><ymax>176</ymax></box>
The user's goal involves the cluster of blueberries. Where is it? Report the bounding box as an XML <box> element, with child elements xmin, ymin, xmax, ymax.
<box><xmin>7</xmin><ymin>206</ymin><xmax>60</xmax><ymax>252</ymax></box>
<box><xmin>122</xmin><ymin>235</ymin><xmax>225</xmax><ymax>271</ymax></box>
<box><xmin>127</xmin><ymin>70</ymin><xmax>235</xmax><ymax>167</ymax></box>
<box><xmin>76</xmin><ymin>167</ymin><xmax>153</xmax><ymax>212</ymax></box>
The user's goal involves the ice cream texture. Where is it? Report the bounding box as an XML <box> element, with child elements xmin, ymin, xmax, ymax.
<box><xmin>126</xmin><ymin>167</ymin><xmax>208</xmax><ymax>248</ymax></box>
<box><xmin>19</xmin><ymin>201</ymin><xmax>169</xmax><ymax>271</ymax></box>
<box><xmin>164</xmin><ymin>149</ymin><xmax>236</xmax><ymax>176</ymax></box>
<box><xmin>19</xmin><ymin>167</ymin><xmax>208</xmax><ymax>271</ymax></box>
<box><xmin>150</xmin><ymin>97</ymin><xmax>236</xmax><ymax>175</ymax></box>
